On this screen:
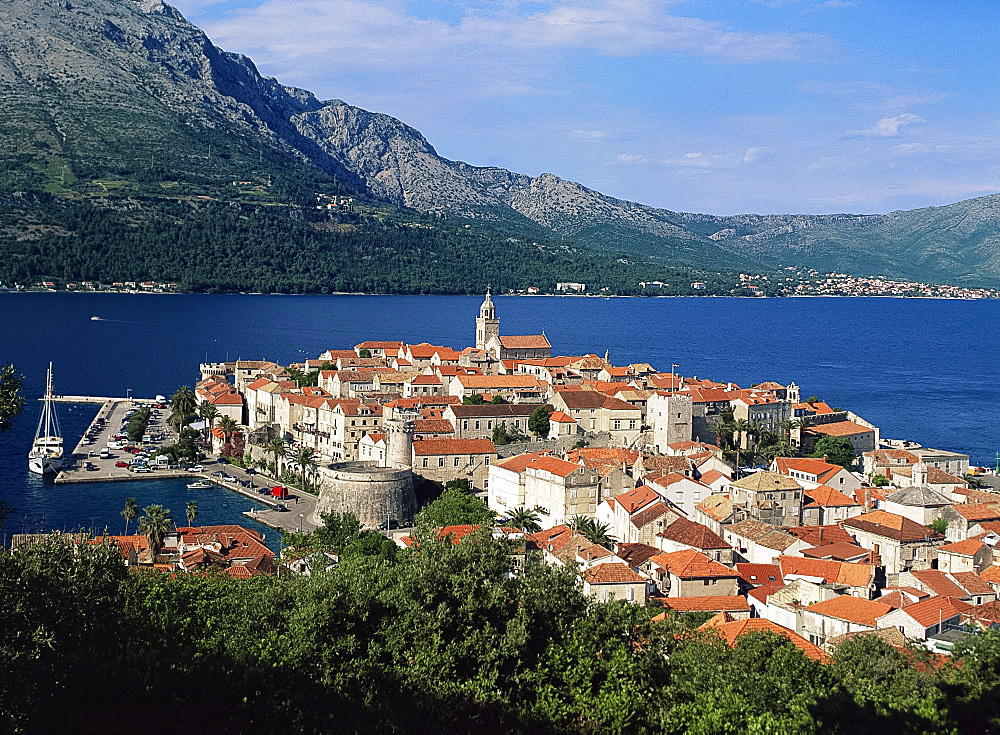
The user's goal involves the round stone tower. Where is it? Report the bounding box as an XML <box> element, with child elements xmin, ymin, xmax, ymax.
<box><xmin>312</xmin><ymin>409</ymin><xmax>419</xmax><ymax>529</ymax></box>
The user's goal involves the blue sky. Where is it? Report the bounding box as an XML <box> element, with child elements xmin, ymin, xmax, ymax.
<box><xmin>170</xmin><ymin>0</ymin><xmax>998</xmax><ymax>215</ymax></box>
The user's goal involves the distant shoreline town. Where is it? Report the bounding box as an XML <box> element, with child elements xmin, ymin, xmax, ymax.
<box><xmin>2</xmin><ymin>271</ymin><xmax>998</xmax><ymax>300</ymax></box>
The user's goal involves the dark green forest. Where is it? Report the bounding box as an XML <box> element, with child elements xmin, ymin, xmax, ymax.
<box><xmin>4</xmin><ymin>530</ymin><xmax>1000</xmax><ymax>733</ymax></box>
<box><xmin>0</xmin><ymin>194</ymin><xmax>740</xmax><ymax>295</ymax></box>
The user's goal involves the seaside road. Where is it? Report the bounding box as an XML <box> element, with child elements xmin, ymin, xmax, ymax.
<box><xmin>204</xmin><ymin>459</ymin><xmax>319</xmax><ymax>535</ymax></box>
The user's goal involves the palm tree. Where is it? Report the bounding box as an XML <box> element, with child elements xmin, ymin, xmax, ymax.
<box><xmin>185</xmin><ymin>500</ymin><xmax>198</xmax><ymax>526</ymax></box>
<box><xmin>731</xmin><ymin>418</ymin><xmax>750</xmax><ymax>474</ymax></box>
<box><xmin>776</xmin><ymin>419</ymin><xmax>794</xmax><ymax>446</ymax></box>
<box><xmin>580</xmin><ymin>519</ymin><xmax>617</xmax><ymax>549</ymax></box>
<box><xmin>568</xmin><ymin>514</ymin><xmax>590</xmax><ymax>533</ymax></box>
<box><xmin>137</xmin><ymin>504</ymin><xmax>174</xmax><ymax>561</ymax></box>
<box><xmin>218</xmin><ymin>415</ymin><xmax>238</xmax><ymax>446</ymax></box>
<box><xmin>268</xmin><ymin>437</ymin><xmax>286</xmax><ymax>477</ymax></box>
<box><xmin>198</xmin><ymin>402</ymin><xmax>219</xmax><ymax>447</ymax></box>
<box><xmin>291</xmin><ymin>445</ymin><xmax>318</xmax><ymax>493</ymax></box>
<box><xmin>508</xmin><ymin>506</ymin><xmax>542</xmax><ymax>533</ymax></box>
<box><xmin>169</xmin><ymin>386</ymin><xmax>197</xmax><ymax>428</ymax></box>
<box><xmin>121</xmin><ymin>497</ymin><xmax>138</xmax><ymax>535</ymax></box>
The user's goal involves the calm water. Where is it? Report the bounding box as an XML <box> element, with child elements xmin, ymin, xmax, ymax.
<box><xmin>1</xmin><ymin>293</ymin><xmax>998</xmax><ymax>538</ymax></box>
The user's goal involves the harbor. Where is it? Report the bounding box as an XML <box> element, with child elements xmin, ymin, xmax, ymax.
<box><xmin>46</xmin><ymin>395</ymin><xmax>318</xmax><ymax>535</ymax></box>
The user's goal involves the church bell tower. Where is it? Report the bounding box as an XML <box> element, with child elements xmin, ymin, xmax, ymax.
<box><xmin>476</xmin><ymin>289</ymin><xmax>500</xmax><ymax>350</ymax></box>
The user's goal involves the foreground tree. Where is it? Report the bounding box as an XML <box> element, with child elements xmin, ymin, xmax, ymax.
<box><xmin>185</xmin><ymin>501</ymin><xmax>198</xmax><ymax>526</ymax></box>
<box><xmin>416</xmin><ymin>484</ymin><xmax>493</xmax><ymax>530</ymax></box>
<box><xmin>0</xmin><ymin>363</ymin><xmax>24</xmax><ymax>432</ymax></box>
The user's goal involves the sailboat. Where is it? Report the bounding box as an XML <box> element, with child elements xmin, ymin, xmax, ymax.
<box><xmin>28</xmin><ymin>363</ymin><xmax>64</xmax><ymax>475</ymax></box>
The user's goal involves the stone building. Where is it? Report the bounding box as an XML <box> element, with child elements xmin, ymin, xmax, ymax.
<box><xmin>647</xmin><ymin>392</ymin><xmax>693</xmax><ymax>453</ymax></box>
<box><xmin>727</xmin><ymin>471</ymin><xmax>803</xmax><ymax>528</ymax></box>
<box><xmin>312</xmin><ymin>413</ymin><xmax>417</xmax><ymax>529</ymax></box>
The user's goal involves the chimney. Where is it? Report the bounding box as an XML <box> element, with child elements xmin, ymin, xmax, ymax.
<box><xmin>823</xmin><ymin>454</ymin><xmax>828</xmax><ymax>462</ymax></box>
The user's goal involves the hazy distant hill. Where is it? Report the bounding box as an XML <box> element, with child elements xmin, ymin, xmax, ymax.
<box><xmin>1</xmin><ymin>0</ymin><xmax>998</xmax><ymax>286</ymax></box>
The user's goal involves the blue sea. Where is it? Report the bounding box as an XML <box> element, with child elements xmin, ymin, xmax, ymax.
<box><xmin>1</xmin><ymin>293</ymin><xmax>998</xmax><ymax>540</ymax></box>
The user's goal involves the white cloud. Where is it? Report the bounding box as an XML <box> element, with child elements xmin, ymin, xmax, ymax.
<box><xmin>847</xmin><ymin>113</ymin><xmax>923</xmax><ymax>137</ymax></box>
<box><xmin>743</xmin><ymin>146</ymin><xmax>773</xmax><ymax>163</ymax></box>
<box><xmin>616</xmin><ymin>153</ymin><xmax>644</xmax><ymax>163</ymax></box>
<box><xmin>570</xmin><ymin>129</ymin><xmax>611</xmax><ymax>139</ymax></box>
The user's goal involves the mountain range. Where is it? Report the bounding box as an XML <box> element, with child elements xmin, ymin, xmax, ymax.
<box><xmin>2</xmin><ymin>0</ymin><xmax>999</xmax><ymax>287</ymax></box>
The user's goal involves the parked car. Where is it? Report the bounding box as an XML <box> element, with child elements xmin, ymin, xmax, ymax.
<box><xmin>212</xmin><ymin>471</ymin><xmax>225</xmax><ymax>477</ymax></box>
<box><xmin>132</xmin><ymin>466</ymin><xmax>151</xmax><ymax>473</ymax></box>
<box><xmin>189</xmin><ymin>464</ymin><xmax>204</xmax><ymax>472</ymax></box>
<box><xmin>223</xmin><ymin>474</ymin><xmax>237</xmax><ymax>482</ymax></box>
<box><xmin>115</xmin><ymin>461</ymin><xmax>129</xmax><ymax>468</ymax></box>
<box><xmin>85</xmin><ymin>462</ymin><xmax>99</xmax><ymax>471</ymax></box>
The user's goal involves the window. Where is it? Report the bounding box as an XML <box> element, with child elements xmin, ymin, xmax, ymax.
<box><xmin>463</xmin><ymin>420</ymin><xmax>469</xmax><ymax>430</ymax></box>
<box><xmin>475</xmin><ymin>420</ymin><xmax>480</xmax><ymax>430</ymax></box>
<box><xmin>484</xmin><ymin>456</ymin><xmax>490</xmax><ymax>465</ymax></box>
<box><xmin>422</xmin><ymin>458</ymin><xmax>428</xmax><ymax>468</ymax></box>
<box><xmin>453</xmin><ymin>456</ymin><xmax>460</xmax><ymax>467</ymax></box>
<box><xmin>487</xmin><ymin>421</ymin><xmax>493</xmax><ymax>429</ymax></box>
<box><xmin>613</xmin><ymin>420</ymin><xmax>621</xmax><ymax>431</ymax></box>
<box><xmin>483</xmin><ymin>479</ymin><xmax>488</xmax><ymax>489</ymax></box>
<box><xmin>629</xmin><ymin>420</ymin><xmax>636</xmax><ymax>430</ymax></box>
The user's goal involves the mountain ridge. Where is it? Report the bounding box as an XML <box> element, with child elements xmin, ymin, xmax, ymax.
<box><xmin>1</xmin><ymin>0</ymin><xmax>998</xmax><ymax>285</ymax></box>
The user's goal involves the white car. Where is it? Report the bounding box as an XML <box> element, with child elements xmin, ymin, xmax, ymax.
<box><xmin>189</xmin><ymin>464</ymin><xmax>204</xmax><ymax>472</ymax></box>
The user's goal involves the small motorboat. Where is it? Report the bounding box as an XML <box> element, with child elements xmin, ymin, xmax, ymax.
<box><xmin>187</xmin><ymin>480</ymin><xmax>211</xmax><ymax>489</ymax></box>
<box><xmin>90</xmin><ymin>316</ymin><xmax>101</xmax><ymax>321</ymax></box>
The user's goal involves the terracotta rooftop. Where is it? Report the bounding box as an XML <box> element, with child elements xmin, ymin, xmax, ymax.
<box><xmin>583</xmin><ymin>563</ymin><xmax>646</xmax><ymax>585</ymax></box>
<box><xmin>701</xmin><ymin>617</ymin><xmax>825</xmax><ymax>661</ymax></box>
<box><xmin>657</xmin><ymin>595</ymin><xmax>750</xmax><ymax>613</ymax></box>
<box><xmin>883</xmin><ymin>596</ymin><xmax>967</xmax><ymax>628</ymax></box>
<box><xmin>658</xmin><ymin>517</ymin><xmax>729</xmax><ymax>550</ymax></box>
<box><xmin>842</xmin><ymin>510</ymin><xmax>941</xmax><ymax>542</ymax></box>
<box><xmin>651</xmin><ymin>549</ymin><xmax>738</xmax><ymax>579</ymax></box>
<box><xmin>807</xmin><ymin>421</ymin><xmax>872</xmax><ymax>437</ymax></box>
<box><xmin>806</xmin><ymin>596</ymin><xmax>892</xmax><ymax>627</ymax></box>
<box><xmin>911</xmin><ymin>569</ymin><xmax>970</xmax><ymax>599</ymax></box>
<box><xmin>411</xmin><ymin>438</ymin><xmax>495</xmax><ymax>456</ymax></box>
<box><xmin>735</xmin><ymin>563</ymin><xmax>783</xmax><ymax>586</ymax></box>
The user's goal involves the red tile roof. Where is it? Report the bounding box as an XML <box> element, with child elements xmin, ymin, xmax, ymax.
<box><xmin>886</xmin><ymin>596</ymin><xmax>967</xmax><ymax>628</ymax></box>
<box><xmin>842</xmin><ymin>510</ymin><xmax>941</xmax><ymax>542</ymax></box>
<box><xmin>412</xmin><ymin>438</ymin><xmax>495</xmax><ymax>456</ymax></box>
<box><xmin>652</xmin><ymin>549</ymin><xmax>738</xmax><ymax>579</ymax></box>
<box><xmin>499</xmin><ymin>334</ymin><xmax>551</xmax><ymax>349</ymax></box>
<box><xmin>615</xmin><ymin>485</ymin><xmax>661</xmax><ymax>514</ymax></box>
<box><xmin>583</xmin><ymin>563</ymin><xmax>646</xmax><ymax>584</ymax></box>
<box><xmin>735</xmin><ymin>563</ymin><xmax>784</xmax><ymax>586</ymax></box>
<box><xmin>701</xmin><ymin>617</ymin><xmax>825</xmax><ymax>661</ymax></box>
<box><xmin>938</xmin><ymin>538</ymin><xmax>986</xmax><ymax>556</ymax></box>
<box><xmin>953</xmin><ymin>503</ymin><xmax>1000</xmax><ymax>522</ymax></box>
<box><xmin>807</xmin><ymin>421</ymin><xmax>872</xmax><ymax>438</ymax></box>
<box><xmin>658</xmin><ymin>517</ymin><xmax>729</xmax><ymax>550</ymax></box>
<box><xmin>804</xmin><ymin>485</ymin><xmax>860</xmax><ymax>507</ymax></box>
<box><xmin>911</xmin><ymin>569</ymin><xmax>970</xmax><ymax>599</ymax></box>
<box><xmin>806</xmin><ymin>596</ymin><xmax>892</xmax><ymax>627</ymax></box>
<box><xmin>525</xmin><ymin>456</ymin><xmax>588</xmax><ymax>479</ymax></box>
<box><xmin>658</xmin><ymin>595</ymin><xmax>750</xmax><ymax>613</ymax></box>
<box><xmin>951</xmin><ymin>571</ymin><xmax>995</xmax><ymax>597</ymax></box>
